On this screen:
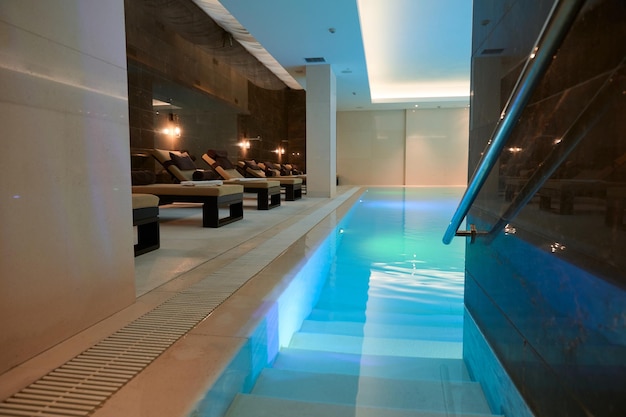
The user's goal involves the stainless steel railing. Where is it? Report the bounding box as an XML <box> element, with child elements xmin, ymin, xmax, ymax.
<box><xmin>442</xmin><ymin>0</ymin><xmax>587</xmax><ymax>245</ymax></box>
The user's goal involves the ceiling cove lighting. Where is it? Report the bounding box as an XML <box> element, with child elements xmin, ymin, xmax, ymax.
<box><xmin>356</xmin><ymin>0</ymin><xmax>472</xmax><ymax>104</ymax></box>
<box><xmin>192</xmin><ymin>0</ymin><xmax>302</xmax><ymax>90</ymax></box>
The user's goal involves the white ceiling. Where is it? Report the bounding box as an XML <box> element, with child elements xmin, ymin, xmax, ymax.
<box><xmin>205</xmin><ymin>0</ymin><xmax>473</xmax><ymax>111</ymax></box>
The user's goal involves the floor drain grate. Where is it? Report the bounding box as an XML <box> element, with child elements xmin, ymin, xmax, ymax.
<box><xmin>0</xmin><ymin>290</ymin><xmax>228</xmax><ymax>416</ymax></box>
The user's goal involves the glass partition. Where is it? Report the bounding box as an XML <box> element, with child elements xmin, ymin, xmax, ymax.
<box><xmin>470</xmin><ymin>0</ymin><xmax>626</xmax><ymax>287</ymax></box>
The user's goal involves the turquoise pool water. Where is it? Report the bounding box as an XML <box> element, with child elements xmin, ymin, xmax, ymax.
<box><xmin>303</xmin><ymin>187</ymin><xmax>466</xmax><ymax>358</ymax></box>
<box><xmin>193</xmin><ymin>187</ymin><xmax>508</xmax><ymax>417</ymax></box>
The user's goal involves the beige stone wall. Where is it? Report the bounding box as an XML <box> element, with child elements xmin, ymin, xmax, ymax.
<box><xmin>0</xmin><ymin>0</ymin><xmax>136</xmax><ymax>373</ymax></box>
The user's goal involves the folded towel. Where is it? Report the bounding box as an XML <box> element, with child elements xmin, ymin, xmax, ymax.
<box><xmin>228</xmin><ymin>178</ymin><xmax>266</xmax><ymax>182</ymax></box>
<box><xmin>180</xmin><ymin>180</ymin><xmax>223</xmax><ymax>186</ymax></box>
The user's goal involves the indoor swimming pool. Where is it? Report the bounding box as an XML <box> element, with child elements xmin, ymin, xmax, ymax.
<box><xmin>190</xmin><ymin>187</ymin><xmax>508</xmax><ymax>417</ymax></box>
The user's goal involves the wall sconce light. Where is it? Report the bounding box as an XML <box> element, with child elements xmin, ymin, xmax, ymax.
<box><xmin>237</xmin><ymin>136</ymin><xmax>263</xmax><ymax>149</ymax></box>
<box><xmin>162</xmin><ymin>112</ymin><xmax>181</xmax><ymax>138</ymax></box>
<box><xmin>162</xmin><ymin>126</ymin><xmax>181</xmax><ymax>137</ymax></box>
<box><xmin>239</xmin><ymin>135</ymin><xmax>261</xmax><ymax>149</ymax></box>
<box><xmin>273</xmin><ymin>147</ymin><xmax>285</xmax><ymax>155</ymax></box>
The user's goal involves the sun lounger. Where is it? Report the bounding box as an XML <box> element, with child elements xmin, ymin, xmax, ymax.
<box><xmin>131</xmin><ymin>183</ymin><xmax>244</xmax><ymax>228</ymax></box>
<box><xmin>152</xmin><ymin>148</ymin><xmax>220</xmax><ymax>182</ymax></box>
<box><xmin>202</xmin><ymin>150</ymin><xmax>282</xmax><ymax>209</ymax></box>
<box><xmin>238</xmin><ymin>160</ymin><xmax>303</xmax><ymax>201</ymax></box>
<box><xmin>151</xmin><ymin>148</ymin><xmax>278</xmax><ymax>210</ymax></box>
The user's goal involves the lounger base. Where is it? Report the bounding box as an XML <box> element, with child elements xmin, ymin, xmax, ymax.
<box><xmin>244</xmin><ymin>185</ymin><xmax>281</xmax><ymax>210</ymax></box>
<box><xmin>131</xmin><ymin>184</ymin><xmax>244</xmax><ymax>228</ymax></box>
<box><xmin>283</xmin><ymin>183</ymin><xmax>302</xmax><ymax>201</ymax></box>
<box><xmin>158</xmin><ymin>194</ymin><xmax>244</xmax><ymax>227</ymax></box>
<box><xmin>133</xmin><ymin>205</ymin><xmax>160</xmax><ymax>256</ymax></box>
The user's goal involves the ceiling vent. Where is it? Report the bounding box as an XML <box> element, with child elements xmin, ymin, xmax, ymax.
<box><xmin>304</xmin><ymin>57</ymin><xmax>326</xmax><ymax>63</ymax></box>
<box><xmin>481</xmin><ymin>48</ymin><xmax>505</xmax><ymax>55</ymax></box>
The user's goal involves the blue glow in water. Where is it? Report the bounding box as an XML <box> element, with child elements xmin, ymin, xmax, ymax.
<box><xmin>315</xmin><ymin>188</ymin><xmax>466</xmax><ymax>332</ymax></box>
<box><xmin>194</xmin><ymin>187</ymin><xmax>481</xmax><ymax>417</ymax></box>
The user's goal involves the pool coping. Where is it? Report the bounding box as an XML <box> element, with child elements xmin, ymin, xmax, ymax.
<box><xmin>87</xmin><ymin>187</ymin><xmax>365</xmax><ymax>417</ymax></box>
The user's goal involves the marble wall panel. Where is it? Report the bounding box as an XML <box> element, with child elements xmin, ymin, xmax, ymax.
<box><xmin>466</xmin><ymin>1</ymin><xmax>626</xmax><ymax>415</ymax></box>
<box><xmin>0</xmin><ymin>0</ymin><xmax>135</xmax><ymax>373</ymax></box>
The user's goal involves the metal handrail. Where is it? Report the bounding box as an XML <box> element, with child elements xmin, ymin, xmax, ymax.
<box><xmin>442</xmin><ymin>0</ymin><xmax>586</xmax><ymax>245</ymax></box>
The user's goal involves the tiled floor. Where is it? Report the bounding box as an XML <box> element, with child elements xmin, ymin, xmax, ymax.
<box><xmin>0</xmin><ymin>187</ymin><xmax>361</xmax><ymax>416</ymax></box>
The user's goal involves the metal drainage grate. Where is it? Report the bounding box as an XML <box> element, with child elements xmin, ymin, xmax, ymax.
<box><xmin>0</xmin><ymin>290</ymin><xmax>229</xmax><ymax>416</ymax></box>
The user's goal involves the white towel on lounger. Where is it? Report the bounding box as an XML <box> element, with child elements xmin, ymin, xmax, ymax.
<box><xmin>227</xmin><ymin>178</ymin><xmax>266</xmax><ymax>182</ymax></box>
<box><xmin>180</xmin><ymin>180</ymin><xmax>223</xmax><ymax>186</ymax></box>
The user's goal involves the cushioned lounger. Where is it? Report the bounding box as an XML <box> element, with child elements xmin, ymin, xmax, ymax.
<box><xmin>201</xmin><ymin>151</ymin><xmax>282</xmax><ymax>209</ymax></box>
<box><xmin>153</xmin><ymin>148</ymin><xmax>279</xmax><ymax>210</ymax></box>
<box><xmin>152</xmin><ymin>148</ymin><xmax>217</xmax><ymax>182</ymax></box>
<box><xmin>221</xmin><ymin>178</ymin><xmax>282</xmax><ymax>210</ymax></box>
<box><xmin>239</xmin><ymin>161</ymin><xmax>303</xmax><ymax>201</ymax></box>
<box><xmin>131</xmin><ymin>183</ymin><xmax>244</xmax><ymax>228</ymax></box>
<box><xmin>273</xmin><ymin>177</ymin><xmax>302</xmax><ymax>201</ymax></box>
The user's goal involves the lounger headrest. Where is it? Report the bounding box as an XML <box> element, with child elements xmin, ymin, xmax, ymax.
<box><xmin>244</xmin><ymin>160</ymin><xmax>262</xmax><ymax>171</ymax></box>
<box><xmin>207</xmin><ymin>149</ymin><xmax>228</xmax><ymax>158</ymax></box>
<box><xmin>169</xmin><ymin>152</ymin><xmax>196</xmax><ymax>170</ymax></box>
<box><xmin>152</xmin><ymin>148</ymin><xmax>195</xmax><ymax>182</ymax></box>
<box><xmin>206</xmin><ymin>149</ymin><xmax>235</xmax><ymax>170</ymax></box>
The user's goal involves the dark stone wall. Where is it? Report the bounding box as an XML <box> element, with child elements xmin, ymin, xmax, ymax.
<box><xmin>286</xmin><ymin>89</ymin><xmax>307</xmax><ymax>171</ymax></box>
<box><xmin>466</xmin><ymin>1</ymin><xmax>626</xmax><ymax>416</ymax></box>
<box><xmin>236</xmin><ymin>82</ymin><xmax>306</xmax><ymax>169</ymax></box>
<box><xmin>124</xmin><ymin>0</ymin><xmax>305</xmax><ymax>173</ymax></box>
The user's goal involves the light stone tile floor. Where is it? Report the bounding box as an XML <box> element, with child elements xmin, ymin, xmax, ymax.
<box><xmin>0</xmin><ymin>186</ymin><xmax>361</xmax><ymax>416</ymax></box>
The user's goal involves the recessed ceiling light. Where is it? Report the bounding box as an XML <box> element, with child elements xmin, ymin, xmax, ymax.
<box><xmin>357</xmin><ymin>0</ymin><xmax>471</xmax><ymax>103</ymax></box>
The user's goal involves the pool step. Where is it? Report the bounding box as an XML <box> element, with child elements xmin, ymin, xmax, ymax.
<box><xmin>308</xmin><ymin>308</ymin><xmax>463</xmax><ymax>327</ymax></box>
<box><xmin>289</xmin><ymin>331</ymin><xmax>463</xmax><ymax>359</ymax></box>
<box><xmin>315</xmin><ymin>293</ymin><xmax>464</xmax><ymax>315</ymax></box>
<box><xmin>299</xmin><ymin>319</ymin><xmax>463</xmax><ymax>342</ymax></box>
<box><xmin>273</xmin><ymin>348</ymin><xmax>472</xmax><ymax>381</ymax></box>
<box><xmin>226</xmin><ymin>394</ymin><xmax>503</xmax><ymax>417</ymax></box>
<box><xmin>247</xmin><ymin>368</ymin><xmax>493</xmax><ymax>414</ymax></box>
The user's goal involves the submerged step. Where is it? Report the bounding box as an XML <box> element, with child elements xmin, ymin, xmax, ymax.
<box><xmin>273</xmin><ymin>348</ymin><xmax>472</xmax><ymax>381</ymax></box>
<box><xmin>314</xmin><ymin>293</ymin><xmax>464</xmax><ymax>316</ymax></box>
<box><xmin>226</xmin><ymin>394</ymin><xmax>502</xmax><ymax>417</ymax></box>
<box><xmin>289</xmin><ymin>332</ymin><xmax>463</xmax><ymax>359</ymax></box>
<box><xmin>299</xmin><ymin>319</ymin><xmax>463</xmax><ymax>342</ymax></box>
<box><xmin>251</xmin><ymin>368</ymin><xmax>493</xmax><ymax>414</ymax></box>
<box><xmin>308</xmin><ymin>308</ymin><xmax>463</xmax><ymax>328</ymax></box>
